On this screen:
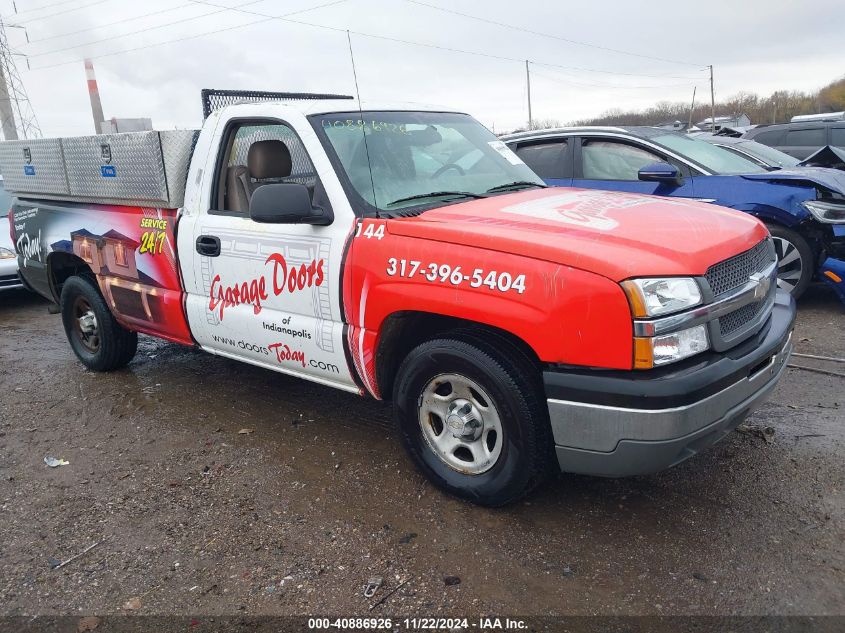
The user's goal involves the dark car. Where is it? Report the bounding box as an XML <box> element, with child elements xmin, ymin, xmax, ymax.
<box><xmin>502</xmin><ymin>126</ymin><xmax>845</xmax><ymax>301</ymax></box>
<box><xmin>743</xmin><ymin>119</ymin><xmax>845</xmax><ymax>160</ymax></box>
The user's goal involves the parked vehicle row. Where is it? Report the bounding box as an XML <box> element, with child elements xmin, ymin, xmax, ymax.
<box><xmin>502</xmin><ymin>127</ymin><xmax>845</xmax><ymax>301</ymax></box>
<box><xmin>743</xmin><ymin>117</ymin><xmax>845</xmax><ymax>160</ymax></box>
<box><xmin>0</xmin><ymin>178</ymin><xmax>23</xmax><ymax>292</ymax></box>
<box><xmin>4</xmin><ymin>91</ymin><xmax>796</xmax><ymax>505</ymax></box>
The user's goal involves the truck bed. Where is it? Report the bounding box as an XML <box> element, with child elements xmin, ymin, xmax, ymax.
<box><xmin>11</xmin><ymin>197</ymin><xmax>193</xmax><ymax>345</ymax></box>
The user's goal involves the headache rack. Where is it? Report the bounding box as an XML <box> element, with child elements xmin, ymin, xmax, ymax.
<box><xmin>201</xmin><ymin>88</ymin><xmax>353</xmax><ymax>119</ymax></box>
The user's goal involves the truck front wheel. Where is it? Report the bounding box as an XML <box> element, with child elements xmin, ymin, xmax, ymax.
<box><xmin>393</xmin><ymin>334</ymin><xmax>554</xmax><ymax>506</ymax></box>
<box><xmin>60</xmin><ymin>275</ymin><xmax>138</xmax><ymax>371</ymax></box>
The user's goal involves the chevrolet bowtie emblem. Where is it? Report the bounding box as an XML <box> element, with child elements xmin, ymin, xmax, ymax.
<box><xmin>749</xmin><ymin>272</ymin><xmax>770</xmax><ymax>300</ymax></box>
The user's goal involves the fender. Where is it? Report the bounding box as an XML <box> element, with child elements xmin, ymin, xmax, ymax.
<box><xmin>726</xmin><ymin>202</ymin><xmax>808</xmax><ymax>228</ymax></box>
<box><xmin>691</xmin><ymin>175</ymin><xmax>814</xmax><ymax>228</ymax></box>
<box><xmin>343</xmin><ymin>219</ymin><xmax>634</xmax><ymax>397</ymax></box>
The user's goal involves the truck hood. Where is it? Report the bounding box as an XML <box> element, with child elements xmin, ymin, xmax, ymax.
<box><xmin>389</xmin><ymin>188</ymin><xmax>768</xmax><ymax>282</ymax></box>
<box><xmin>740</xmin><ymin>166</ymin><xmax>845</xmax><ymax>195</ymax></box>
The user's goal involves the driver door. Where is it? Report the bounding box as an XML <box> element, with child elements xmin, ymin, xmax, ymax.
<box><xmin>179</xmin><ymin>118</ymin><xmax>359</xmax><ymax>392</ymax></box>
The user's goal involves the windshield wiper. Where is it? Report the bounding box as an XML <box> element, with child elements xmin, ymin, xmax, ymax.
<box><xmin>486</xmin><ymin>181</ymin><xmax>546</xmax><ymax>194</ymax></box>
<box><xmin>385</xmin><ymin>191</ymin><xmax>488</xmax><ymax>207</ymax></box>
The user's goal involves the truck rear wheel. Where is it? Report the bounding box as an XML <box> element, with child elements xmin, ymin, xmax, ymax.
<box><xmin>393</xmin><ymin>334</ymin><xmax>554</xmax><ymax>506</ymax></box>
<box><xmin>60</xmin><ymin>275</ymin><xmax>138</xmax><ymax>371</ymax></box>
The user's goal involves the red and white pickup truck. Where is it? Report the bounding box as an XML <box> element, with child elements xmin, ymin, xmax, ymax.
<box><xmin>5</xmin><ymin>90</ymin><xmax>795</xmax><ymax>505</ymax></box>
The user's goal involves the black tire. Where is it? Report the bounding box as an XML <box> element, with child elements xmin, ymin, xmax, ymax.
<box><xmin>60</xmin><ymin>275</ymin><xmax>138</xmax><ymax>371</ymax></box>
<box><xmin>767</xmin><ymin>224</ymin><xmax>814</xmax><ymax>299</ymax></box>
<box><xmin>393</xmin><ymin>332</ymin><xmax>554</xmax><ymax>506</ymax></box>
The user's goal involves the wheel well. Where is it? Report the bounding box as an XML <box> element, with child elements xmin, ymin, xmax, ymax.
<box><xmin>374</xmin><ymin>311</ymin><xmax>541</xmax><ymax>401</ymax></box>
<box><xmin>47</xmin><ymin>252</ymin><xmax>94</xmax><ymax>302</ymax></box>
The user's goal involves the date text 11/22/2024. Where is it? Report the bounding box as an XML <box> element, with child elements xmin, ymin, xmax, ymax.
<box><xmin>307</xmin><ymin>616</ymin><xmax>528</xmax><ymax>630</ymax></box>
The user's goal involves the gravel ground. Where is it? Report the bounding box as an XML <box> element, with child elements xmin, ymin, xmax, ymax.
<box><xmin>0</xmin><ymin>284</ymin><xmax>842</xmax><ymax>618</ymax></box>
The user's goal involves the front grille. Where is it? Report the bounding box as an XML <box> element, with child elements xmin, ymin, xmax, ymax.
<box><xmin>704</xmin><ymin>239</ymin><xmax>776</xmax><ymax>347</ymax></box>
<box><xmin>705</xmin><ymin>239</ymin><xmax>774</xmax><ymax>297</ymax></box>
<box><xmin>719</xmin><ymin>300</ymin><xmax>766</xmax><ymax>337</ymax></box>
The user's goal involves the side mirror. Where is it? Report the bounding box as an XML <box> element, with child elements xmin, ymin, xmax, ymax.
<box><xmin>249</xmin><ymin>183</ymin><xmax>333</xmax><ymax>226</ymax></box>
<box><xmin>638</xmin><ymin>162</ymin><xmax>682</xmax><ymax>185</ymax></box>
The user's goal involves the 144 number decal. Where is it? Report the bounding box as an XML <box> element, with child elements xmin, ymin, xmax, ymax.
<box><xmin>354</xmin><ymin>222</ymin><xmax>385</xmax><ymax>240</ymax></box>
<box><xmin>386</xmin><ymin>258</ymin><xmax>526</xmax><ymax>294</ymax></box>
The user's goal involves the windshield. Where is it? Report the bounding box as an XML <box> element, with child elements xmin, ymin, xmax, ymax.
<box><xmin>734</xmin><ymin>140</ymin><xmax>800</xmax><ymax>169</ymax></box>
<box><xmin>312</xmin><ymin>111</ymin><xmax>543</xmax><ymax>215</ymax></box>
<box><xmin>651</xmin><ymin>133</ymin><xmax>768</xmax><ymax>175</ymax></box>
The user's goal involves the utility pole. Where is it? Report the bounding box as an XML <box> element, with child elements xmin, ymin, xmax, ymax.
<box><xmin>687</xmin><ymin>86</ymin><xmax>696</xmax><ymax>131</ymax></box>
<box><xmin>525</xmin><ymin>60</ymin><xmax>533</xmax><ymax>130</ymax></box>
<box><xmin>0</xmin><ymin>15</ymin><xmax>40</xmax><ymax>140</ymax></box>
<box><xmin>709</xmin><ymin>64</ymin><xmax>716</xmax><ymax>132</ymax></box>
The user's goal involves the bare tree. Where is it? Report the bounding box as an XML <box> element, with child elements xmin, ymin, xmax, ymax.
<box><xmin>573</xmin><ymin>75</ymin><xmax>845</xmax><ymax>127</ymax></box>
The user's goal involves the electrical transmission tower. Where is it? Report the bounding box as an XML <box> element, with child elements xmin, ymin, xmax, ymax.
<box><xmin>0</xmin><ymin>16</ymin><xmax>40</xmax><ymax>140</ymax></box>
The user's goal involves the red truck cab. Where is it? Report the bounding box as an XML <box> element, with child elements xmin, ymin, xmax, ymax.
<box><xmin>4</xmin><ymin>92</ymin><xmax>795</xmax><ymax>505</ymax></box>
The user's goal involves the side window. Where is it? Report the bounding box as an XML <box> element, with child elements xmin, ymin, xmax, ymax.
<box><xmin>514</xmin><ymin>141</ymin><xmax>568</xmax><ymax>179</ymax></box>
<box><xmin>830</xmin><ymin>127</ymin><xmax>845</xmax><ymax>147</ymax></box>
<box><xmin>785</xmin><ymin>128</ymin><xmax>825</xmax><ymax>147</ymax></box>
<box><xmin>749</xmin><ymin>130</ymin><xmax>784</xmax><ymax>147</ymax></box>
<box><xmin>218</xmin><ymin>122</ymin><xmax>317</xmax><ymax>214</ymax></box>
<box><xmin>580</xmin><ymin>140</ymin><xmax>662</xmax><ymax>180</ymax></box>
<box><xmin>717</xmin><ymin>145</ymin><xmax>765</xmax><ymax>167</ymax></box>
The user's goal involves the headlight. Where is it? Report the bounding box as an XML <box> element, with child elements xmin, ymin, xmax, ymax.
<box><xmin>621</xmin><ymin>277</ymin><xmax>702</xmax><ymax>317</ymax></box>
<box><xmin>634</xmin><ymin>324</ymin><xmax>709</xmax><ymax>369</ymax></box>
<box><xmin>804</xmin><ymin>200</ymin><xmax>845</xmax><ymax>224</ymax></box>
<box><xmin>0</xmin><ymin>247</ymin><xmax>15</xmax><ymax>260</ymax></box>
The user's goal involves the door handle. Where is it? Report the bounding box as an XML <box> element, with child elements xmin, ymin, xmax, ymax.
<box><xmin>196</xmin><ymin>235</ymin><xmax>221</xmax><ymax>257</ymax></box>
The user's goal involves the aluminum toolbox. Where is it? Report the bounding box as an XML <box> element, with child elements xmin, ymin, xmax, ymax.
<box><xmin>0</xmin><ymin>130</ymin><xmax>198</xmax><ymax>208</ymax></box>
<box><xmin>0</xmin><ymin>137</ymin><xmax>69</xmax><ymax>196</ymax></box>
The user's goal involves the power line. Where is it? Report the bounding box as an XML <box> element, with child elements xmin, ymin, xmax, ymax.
<box><xmin>8</xmin><ymin>0</ymin><xmax>82</xmax><ymax>18</ymax></box>
<box><xmin>30</xmin><ymin>0</ymin><xmax>706</xmax><ymax>82</ymax></box>
<box><xmin>406</xmin><ymin>0</ymin><xmax>705</xmax><ymax>68</ymax></box>
<box><xmin>27</xmin><ymin>0</ymin><xmax>268</xmax><ymax>58</ymax></box>
<box><xmin>531</xmin><ymin>69</ymin><xmax>696</xmax><ymax>90</ymax></box>
<box><xmin>192</xmin><ymin>0</ymin><xmax>706</xmax><ymax>78</ymax></box>
<box><xmin>188</xmin><ymin>0</ymin><xmax>705</xmax><ymax>79</ymax></box>
<box><xmin>529</xmin><ymin>60</ymin><xmax>703</xmax><ymax>80</ymax></box>
<box><xmin>31</xmin><ymin>0</ymin><xmax>350</xmax><ymax>70</ymax></box>
<box><xmin>24</xmin><ymin>2</ymin><xmax>197</xmax><ymax>45</ymax></box>
<box><xmin>12</xmin><ymin>0</ymin><xmax>111</xmax><ymax>25</ymax></box>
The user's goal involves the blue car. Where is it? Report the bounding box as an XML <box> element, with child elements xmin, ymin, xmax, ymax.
<box><xmin>503</xmin><ymin>126</ymin><xmax>845</xmax><ymax>301</ymax></box>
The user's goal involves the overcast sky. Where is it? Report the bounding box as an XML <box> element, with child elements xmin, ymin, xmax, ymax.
<box><xmin>4</xmin><ymin>0</ymin><xmax>844</xmax><ymax>136</ymax></box>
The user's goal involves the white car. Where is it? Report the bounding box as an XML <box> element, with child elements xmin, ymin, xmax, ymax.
<box><xmin>0</xmin><ymin>179</ymin><xmax>23</xmax><ymax>291</ymax></box>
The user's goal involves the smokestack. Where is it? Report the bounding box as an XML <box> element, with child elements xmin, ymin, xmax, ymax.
<box><xmin>84</xmin><ymin>58</ymin><xmax>104</xmax><ymax>135</ymax></box>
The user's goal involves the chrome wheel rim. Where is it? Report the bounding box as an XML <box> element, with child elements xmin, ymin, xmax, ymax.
<box><xmin>772</xmin><ymin>236</ymin><xmax>803</xmax><ymax>294</ymax></box>
<box><xmin>72</xmin><ymin>297</ymin><xmax>100</xmax><ymax>353</ymax></box>
<box><xmin>418</xmin><ymin>373</ymin><xmax>503</xmax><ymax>475</ymax></box>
